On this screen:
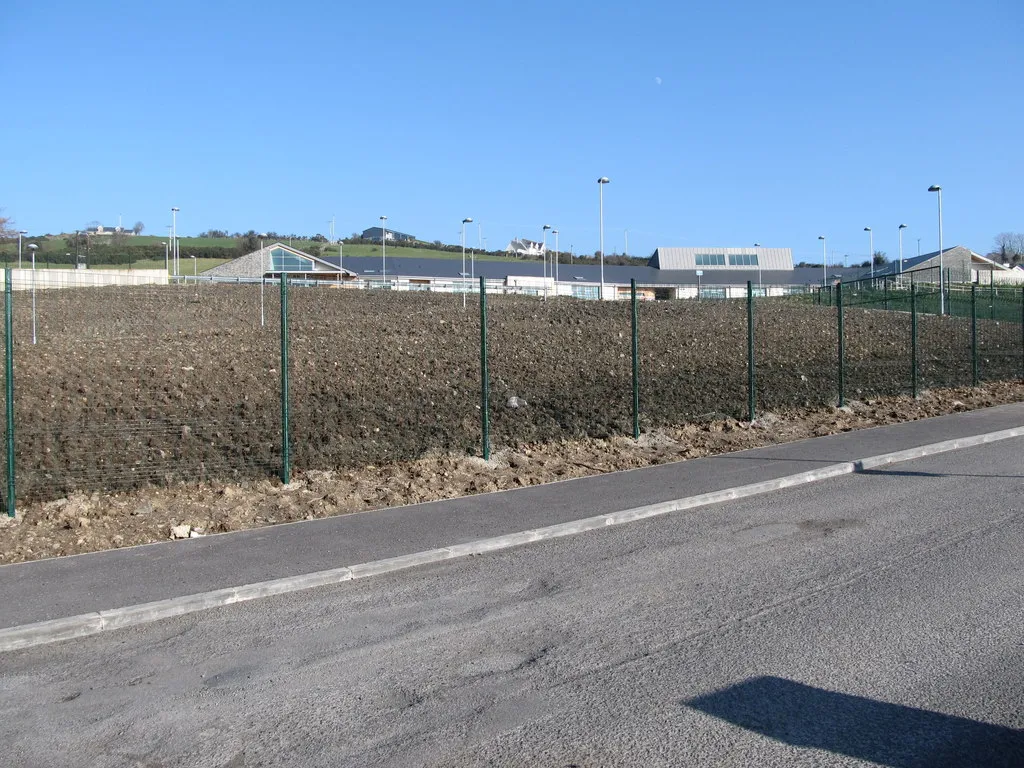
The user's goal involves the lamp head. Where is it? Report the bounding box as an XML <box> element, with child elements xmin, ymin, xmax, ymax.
<box><xmin>171</xmin><ymin>207</ymin><xmax>180</xmax><ymax>212</ymax></box>
<box><xmin>898</xmin><ymin>224</ymin><xmax>907</xmax><ymax>230</ymax></box>
<box><xmin>462</xmin><ymin>217</ymin><xmax>473</xmax><ymax>224</ymax></box>
<box><xmin>543</xmin><ymin>224</ymin><xmax>551</xmax><ymax>231</ymax></box>
<box><xmin>818</xmin><ymin>236</ymin><xmax>825</xmax><ymax>241</ymax></box>
<box><xmin>27</xmin><ymin>244</ymin><xmax>38</xmax><ymax>251</ymax></box>
<box><xmin>928</xmin><ymin>185</ymin><xmax>941</xmax><ymax>192</ymax></box>
<box><xmin>597</xmin><ymin>177</ymin><xmax>610</xmax><ymax>184</ymax></box>
<box><xmin>18</xmin><ymin>230</ymin><xmax>27</xmax><ymax>235</ymax></box>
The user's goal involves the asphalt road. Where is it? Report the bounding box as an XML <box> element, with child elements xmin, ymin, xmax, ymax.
<box><xmin>2</xmin><ymin>439</ymin><xmax>1022</xmax><ymax>767</ymax></box>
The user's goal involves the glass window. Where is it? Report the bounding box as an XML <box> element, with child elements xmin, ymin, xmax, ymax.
<box><xmin>695</xmin><ymin>253</ymin><xmax>726</xmax><ymax>266</ymax></box>
<box><xmin>269</xmin><ymin>248</ymin><xmax>315</xmax><ymax>272</ymax></box>
<box><xmin>728</xmin><ymin>254</ymin><xmax>759</xmax><ymax>266</ymax></box>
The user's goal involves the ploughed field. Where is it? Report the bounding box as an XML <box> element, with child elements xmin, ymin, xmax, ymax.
<box><xmin>4</xmin><ymin>284</ymin><xmax>1019</xmax><ymax>501</ymax></box>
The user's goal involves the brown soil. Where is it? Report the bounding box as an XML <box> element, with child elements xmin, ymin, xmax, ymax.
<box><xmin>7</xmin><ymin>287</ymin><xmax>1021</xmax><ymax>505</ymax></box>
<box><xmin>1</xmin><ymin>381</ymin><xmax>1020</xmax><ymax>565</ymax></box>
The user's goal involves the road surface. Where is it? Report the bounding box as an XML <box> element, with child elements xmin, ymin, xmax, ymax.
<box><xmin>1</xmin><ymin>438</ymin><xmax>1022</xmax><ymax>766</ymax></box>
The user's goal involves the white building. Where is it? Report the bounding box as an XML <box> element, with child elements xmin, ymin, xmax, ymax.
<box><xmin>505</xmin><ymin>238</ymin><xmax>546</xmax><ymax>257</ymax></box>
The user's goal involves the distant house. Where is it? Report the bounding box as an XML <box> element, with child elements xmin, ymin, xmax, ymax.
<box><xmin>505</xmin><ymin>238</ymin><xmax>546</xmax><ymax>257</ymax></box>
<box><xmin>361</xmin><ymin>227</ymin><xmax>416</xmax><ymax>243</ymax></box>
<box><xmin>86</xmin><ymin>225</ymin><xmax>133</xmax><ymax>236</ymax></box>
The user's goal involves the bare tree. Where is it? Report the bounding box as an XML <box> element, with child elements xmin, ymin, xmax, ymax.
<box><xmin>0</xmin><ymin>209</ymin><xmax>15</xmax><ymax>238</ymax></box>
<box><xmin>992</xmin><ymin>232</ymin><xmax>1024</xmax><ymax>263</ymax></box>
<box><xmin>132</xmin><ymin>221</ymin><xmax>145</xmax><ymax>235</ymax></box>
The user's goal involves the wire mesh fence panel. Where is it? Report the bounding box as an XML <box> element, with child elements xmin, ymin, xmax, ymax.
<box><xmin>977</xmin><ymin>286</ymin><xmax>1024</xmax><ymax>383</ymax></box>
<box><xmin>638</xmin><ymin>297</ymin><xmax>749</xmax><ymax>425</ymax></box>
<box><xmin>288</xmin><ymin>287</ymin><xmax>481</xmax><ymax>470</ymax></box>
<box><xmin>753</xmin><ymin>296</ymin><xmax>839</xmax><ymax>411</ymax></box>
<box><xmin>842</xmin><ymin>302</ymin><xmax>914</xmax><ymax>400</ymax></box>
<box><xmin>9</xmin><ymin>277</ymin><xmax>280</xmax><ymax>501</ymax></box>
<box><xmin>486</xmin><ymin>295</ymin><xmax>632</xmax><ymax>448</ymax></box>
<box><xmin>916</xmin><ymin>288</ymin><xmax>972</xmax><ymax>390</ymax></box>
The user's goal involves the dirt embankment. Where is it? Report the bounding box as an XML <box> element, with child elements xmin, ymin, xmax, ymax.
<box><xmin>1</xmin><ymin>381</ymin><xmax>1020</xmax><ymax>565</ymax></box>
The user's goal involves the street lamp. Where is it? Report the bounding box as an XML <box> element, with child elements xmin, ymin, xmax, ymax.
<box><xmin>597</xmin><ymin>177</ymin><xmax>610</xmax><ymax>300</ymax></box>
<box><xmin>27</xmin><ymin>244</ymin><xmax>38</xmax><ymax>345</ymax></box>
<box><xmin>379</xmin><ymin>215</ymin><xmax>387</xmax><ymax>285</ymax></box>
<box><xmin>898</xmin><ymin>224</ymin><xmax>907</xmax><ymax>274</ymax></box>
<box><xmin>17</xmin><ymin>231</ymin><xmax>27</xmax><ymax>269</ymax></box>
<box><xmin>259</xmin><ymin>233</ymin><xmax>267</xmax><ymax>327</ymax></box>
<box><xmin>171</xmin><ymin>207</ymin><xmax>180</xmax><ymax>277</ymax></box>
<box><xmin>928</xmin><ymin>185</ymin><xmax>944</xmax><ymax>315</ymax></box>
<box><xmin>542</xmin><ymin>224</ymin><xmax>552</xmax><ymax>300</ymax></box>
<box><xmin>552</xmin><ymin>229</ymin><xmax>560</xmax><ymax>285</ymax></box>
<box><xmin>753</xmin><ymin>243</ymin><xmax>762</xmax><ymax>292</ymax></box>
<box><xmin>461</xmin><ymin>217</ymin><xmax>473</xmax><ymax>308</ymax></box>
<box><xmin>864</xmin><ymin>227</ymin><xmax>873</xmax><ymax>279</ymax></box>
<box><xmin>818</xmin><ymin>236</ymin><xmax>826</xmax><ymax>286</ymax></box>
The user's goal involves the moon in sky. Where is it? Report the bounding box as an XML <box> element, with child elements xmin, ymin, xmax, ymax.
<box><xmin>655</xmin><ymin>76</ymin><xmax>663</xmax><ymax>86</ymax></box>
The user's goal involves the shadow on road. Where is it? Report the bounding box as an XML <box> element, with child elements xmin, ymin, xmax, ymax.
<box><xmin>682</xmin><ymin>676</ymin><xmax>1024</xmax><ymax>767</ymax></box>
<box><xmin>855</xmin><ymin>468</ymin><xmax>1024</xmax><ymax>479</ymax></box>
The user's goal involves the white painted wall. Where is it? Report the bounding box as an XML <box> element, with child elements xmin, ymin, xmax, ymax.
<box><xmin>1</xmin><ymin>269</ymin><xmax>169</xmax><ymax>291</ymax></box>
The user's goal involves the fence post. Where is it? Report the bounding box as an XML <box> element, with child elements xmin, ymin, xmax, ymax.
<box><xmin>4</xmin><ymin>269</ymin><xmax>13</xmax><ymax>517</ymax></box>
<box><xmin>479</xmin><ymin>276</ymin><xmax>490</xmax><ymax>459</ymax></box>
<box><xmin>883</xmin><ymin>280</ymin><xmax>889</xmax><ymax>311</ymax></box>
<box><xmin>911</xmin><ymin>283</ymin><xmax>919</xmax><ymax>398</ymax></box>
<box><xmin>971</xmin><ymin>284</ymin><xmax>979</xmax><ymax>387</ymax></box>
<box><xmin>747</xmin><ymin>280</ymin><xmax>755</xmax><ymax>421</ymax></box>
<box><xmin>631</xmin><ymin>279</ymin><xmax>640</xmax><ymax>439</ymax></box>
<box><xmin>990</xmin><ymin>271</ymin><xmax>995</xmax><ymax>321</ymax></box>
<box><xmin>279</xmin><ymin>274</ymin><xmax>291</xmax><ymax>484</ymax></box>
<box><xmin>837</xmin><ymin>282</ymin><xmax>845</xmax><ymax>408</ymax></box>
<box><xmin>1021</xmin><ymin>285</ymin><xmax>1024</xmax><ymax>383</ymax></box>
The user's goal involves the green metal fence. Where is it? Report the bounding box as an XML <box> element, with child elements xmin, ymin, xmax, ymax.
<box><xmin>1</xmin><ymin>274</ymin><xmax>1022</xmax><ymax>516</ymax></box>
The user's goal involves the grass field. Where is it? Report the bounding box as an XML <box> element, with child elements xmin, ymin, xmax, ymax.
<box><xmin>0</xmin><ymin>259</ymin><xmax>231</xmax><ymax>273</ymax></box>
<box><xmin>3</xmin><ymin>236</ymin><xmax>530</xmax><ymax>264</ymax></box>
<box><xmin>336</xmin><ymin>243</ymin><xmax>521</xmax><ymax>262</ymax></box>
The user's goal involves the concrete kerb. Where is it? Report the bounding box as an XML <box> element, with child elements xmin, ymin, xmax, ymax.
<box><xmin>2</xmin><ymin>424</ymin><xmax>1023</xmax><ymax>653</ymax></box>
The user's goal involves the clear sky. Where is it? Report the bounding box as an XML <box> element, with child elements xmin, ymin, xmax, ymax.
<box><xmin>2</xmin><ymin>0</ymin><xmax>1020</xmax><ymax>263</ymax></box>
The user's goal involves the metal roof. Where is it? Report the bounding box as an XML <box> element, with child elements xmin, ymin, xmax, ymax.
<box><xmin>322</xmin><ymin>255</ymin><xmax>862</xmax><ymax>286</ymax></box>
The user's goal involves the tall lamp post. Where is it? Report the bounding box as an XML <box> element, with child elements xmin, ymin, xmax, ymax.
<box><xmin>552</xmin><ymin>229</ymin><xmax>560</xmax><ymax>285</ymax></box>
<box><xmin>379</xmin><ymin>215</ymin><xmax>387</xmax><ymax>286</ymax></box>
<box><xmin>864</xmin><ymin>227</ymin><xmax>873</xmax><ymax>279</ymax></box>
<box><xmin>597</xmin><ymin>177</ymin><xmax>610</xmax><ymax>300</ymax></box>
<box><xmin>259</xmin><ymin>233</ymin><xmax>267</xmax><ymax>327</ymax></box>
<box><xmin>17</xmin><ymin>230</ymin><xmax>27</xmax><ymax>269</ymax></box>
<box><xmin>753</xmin><ymin>243</ymin><xmax>762</xmax><ymax>292</ymax></box>
<box><xmin>818</xmin><ymin>235</ymin><xmax>827</xmax><ymax>286</ymax></box>
<box><xmin>461</xmin><ymin>217</ymin><xmax>473</xmax><ymax>308</ymax></box>
<box><xmin>898</xmin><ymin>224</ymin><xmax>907</xmax><ymax>275</ymax></box>
<box><xmin>171</xmin><ymin>207</ymin><xmax>180</xmax><ymax>277</ymax></box>
<box><xmin>928</xmin><ymin>185</ymin><xmax>944</xmax><ymax>315</ymax></box>
<box><xmin>27</xmin><ymin>244</ymin><xmax>38</xmax><ymax>345</ymax></box>
<box><xmin>542</xmin><ymin>224</ymin><xmax>552</xmax><ymax>299</ymax></box>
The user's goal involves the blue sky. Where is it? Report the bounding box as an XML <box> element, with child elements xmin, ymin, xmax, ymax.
<box><xmin>2</xmin><ymin>0</ymin><xmax>1020</xmax><ymax>263</ymax></box>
